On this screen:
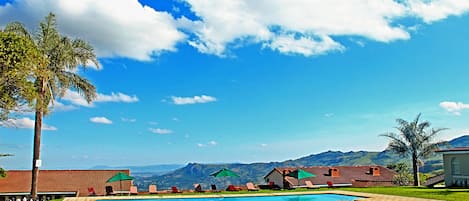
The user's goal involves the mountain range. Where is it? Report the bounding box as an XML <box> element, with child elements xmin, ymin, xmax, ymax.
<box><xmin>90</xmin><ymin>164</ymin><xmax>184</xmax><ymax>177</ymax></box>
<box><xmin>129</xmin><ymin>135</ymin><xmax>469</xmax><ymax>190</ymax></box>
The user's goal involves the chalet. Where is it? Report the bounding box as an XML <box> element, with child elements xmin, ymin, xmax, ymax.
<box><xmin>0</xmin><ymin>170</ymin><xmax>131</xmax><ymax>201</ymax></box>
<box><xmin>264</xmin><ymin>165</ymin><xmax>396</xmax><ymax>188</ymax></box>
<box><xmin>436</xmin><ymin>147</ymin><xmax>469</xmax><ymax>187</ymax></box>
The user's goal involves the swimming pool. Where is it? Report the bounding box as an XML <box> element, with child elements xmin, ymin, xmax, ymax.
<box><xmin>112</xmin><ymin>194</ymin><xmax>361</xmax><ymax>201</ymax></box>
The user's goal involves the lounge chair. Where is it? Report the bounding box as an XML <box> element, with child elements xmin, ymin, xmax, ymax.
<box><xmin>87</xmin><ymin>187</ymin><xmax>96</xmax><ymax>196</ymax></box>
<box><xmin>193</xmin><ymin>183</ymin><xmax>205</xmax><ymax>192</ymax></box>
<box><xmin>304</xmin><ymin>181</ymin><xmax>320</xmax><ymax>189</ymax></box>
<box><xmin>149</xmin><ymin>184</ymin><xmax>158</xmax><ymax>194</ymax></box>
<box><xmin>269</xmin><ymin>181</ymin><xmax>281</xmax><ymax>190</ymax></box>
<box><xmin>246</xmin><ymin>182</ymin><xmax>259</xmax><ymax>191</ymax></box>
<box><xmin>226</xmin><ymin>184</ymin><xmax>238</xmax><ymax>191</ymax></box>
<box><xmin>171</xmin><ymin>186</ymin><xmax>182</xmax><ymax>193</ymax></box>
<box><xmin>130</xmin><ymin>186</ymin><xmax>138</xmax><ymax>195</ymax></box>
<box><xmin>105</xmin><ymin>186</ymin><xmax>115</xmax><ymax>195</ymax></box>
<box><xmin>210</xmin><ymin>184</ymin><xmax>221</xmax><ymax>192</ymax></box>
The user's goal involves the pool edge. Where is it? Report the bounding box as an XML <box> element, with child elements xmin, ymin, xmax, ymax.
<box><xmin>64</xmin><ymin>190</ymin><xmax>440</xmax><ymax>201</ymax></box>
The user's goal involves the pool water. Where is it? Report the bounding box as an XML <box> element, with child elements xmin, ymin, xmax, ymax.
<box><xmin>113</xmin><ymin>194</ymin><xmax>361</xmax><ymax>201</ymax></box>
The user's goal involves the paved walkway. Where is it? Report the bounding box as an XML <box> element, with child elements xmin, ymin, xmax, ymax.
<box><xmin>64</xmin><ymin>190</ymin><xmax>442</xmax><ymax>201</ymax></box>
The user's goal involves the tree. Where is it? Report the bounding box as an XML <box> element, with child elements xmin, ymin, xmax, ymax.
<box><xmin>3</xmin><ymin>13</ymin><xmax>99</xmax><ymax>198</ymax></box>
<box><xmin>381</xmin><ymin>113</ymin><xmax>446</xmax><ymax>186</ymax></box>
<box><xmin>0</xmin><ymin>31</ymin><xmax>42</xmax><ymax>120</ymax></box>
<box><xmin>387</xmin><ymin>162</ymin><xmax>412</xmax><ymax>186</ymax></box>
<box><xmin>0</xmin><ymin>154</ymin><xmax>13</xmax><ymax>178</ymax></box>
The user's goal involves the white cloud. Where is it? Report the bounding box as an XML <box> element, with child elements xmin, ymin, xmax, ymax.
<box><xmin>197</xmin><ymin>140</ymin><xmax>217</xmax><ymax>147</ymax></box>
<box><xmin>439</xmin><ymin>101</ymin><xmax>469</xmax><ymax>115</ymax></box>
<box><xmin>0</xmin><ymin>117</ymin><xmax>57</xmax><ymax>131</ymax></box>
<box><xmin>61</xmin><ymin>90</ymin><xmax>139</xmax><ymax>107</ymax></box>
<box><xmin>121</xmin><ymin>117</ymin><xmax>136</xmax><ymax>123</ymax></box>
<box><xmin>408</xmin><ymin>0</ymin><xmax>469</xmax><ymax>23</ymax></box>
<box><xmin>2</xmin><ymin>0</ymin><xmax>468</xmax><ymax>59</ymax></box>
<box><xmin>0</xmin><ymin>0</ymin><xmax>186</xmax><ymax>61</ymax></box>
<box><xmin>324</xmin><ymin>113</ymin><xmax>335</xmax><ymax>118</ymax></box>
<box><xmin>61</xmin><ymin>90</ymin><xmax>92</xmax><ymax>107</ymax></box>
<box><xmin>171</xmin><ymin>95</ymin><xmax>217</xmax><ymax>105</ymax></box>
<box><xmin>183</xmin><ymin>0</ymin><xmax>469</xmax><ymax>56</ymax></box>
<box><xmin>183</xmin><ymin>0</ymin><xmax>410</xmax><ymax>56</ymax></box>
<box><xmin>149</xmin><ymin>128</ymin><xmax>173</xmax><ymax>134</ymax></box>
<box><xmin>89</xmin><ymin>117</ymin><xmax>113</xmax><ymax>124</ymax></box>
<box><xmin>96</xmin><ymin>92</ymin><xmax>139</xmax><ymax>103</ymax></box>
<box><xmin>50</xmin><ymin>101</ymin><xmax>78</xmax><ymax>112</ymax></box>
<box><xmin>265</xmin><ymin>34</ymin><xmax>345</xmax><ymax>56</ymax></box>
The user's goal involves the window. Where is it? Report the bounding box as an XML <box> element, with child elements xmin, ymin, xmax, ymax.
<box><xmin>451</xmin><ymin>157</ymin><xmax>461</xmax><ymax>175</ymax></box>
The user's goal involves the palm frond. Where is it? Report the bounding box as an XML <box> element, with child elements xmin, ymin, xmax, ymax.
<box><xmin>72</xmin><ymin>39</ymin><xmax>100</xmax><ymax>69</ymax></box>
<box><xmin>381</xmin><ymin>132</ymin><xmax>409</xmax><ymax>156</ymax></box>
<box><xmin>419</xmin><ymin>143</ymin><xmax>440</xmax><ymax>158</ymax></box>
<box><xmin>60</xmin><ymin>71</ymin><xmax>96</xmax><ymax>103</ymax></box>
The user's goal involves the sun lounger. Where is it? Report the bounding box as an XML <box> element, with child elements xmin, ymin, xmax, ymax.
<box><xmin>226</xmin><ymin>184</ymin><xmax>238</xmax><ymax>191</ymax></box>
<box><xmin>193</xmin><ymin>183</ymin><xmax>205</xmax><ymax>192</ymax></box>
<box><xmin>305</xmin><ymin>181</ymin><xmax>320</xmax><ymax>189</ymax></box>
<box><xmin>130</xmin><ymin>186</ymin><xmax>138</xmax><ymax>195</ymax></box>
<box><xmin>148</xmin><ymin>184</ymin><xmax>170</xmax><ymax>194</ymax></box>
<box><xmin>210</xmin><ymin>184</ymin><xmax>221</xmax><ymax>192</ymax></box>
<box><xmin>105</xmin><ymin>186</ymin><xmax>115</xmax><ymax>195</ymax></box>
<box><xmin>171</xmin><ymin>186</ymin><xmax>182</xmax><ymax>193</ymax></box>
<box><xmin>149</xmin><ymin>184</ymin><xmax>158</xmax><ymax>194</ymax></box>
<box><xmin>246</xmin><ymin>182</ymin><xmax>259</xmax><ymax>191</ymax></box>
<box><xmin>269</xmin><ymin>181</ymin><xmax>281</xmax><ymax>190</ymax></box>
<box><xmin>87</xmin><ymin>187</ymin><xmax>96</xmax><ymax>196</ymax></box>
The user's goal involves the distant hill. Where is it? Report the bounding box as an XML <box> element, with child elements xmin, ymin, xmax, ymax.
<box><xmin>448</xmin><ymin>135</ymin><xmax>469</xmax><ymax>147</ymax></box>
<box><xmin>133</xmin><ymin>135</ymin><xmax>469</xmax><ymax>190</ymax></box>
<box><xmin>90</xmin><ymin>164</ymin><xmax>184</xmax><ymax>177</ymax></box>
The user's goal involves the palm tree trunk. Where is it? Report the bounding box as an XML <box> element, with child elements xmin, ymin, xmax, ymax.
<box><xmin>31</xmin><ymin>80</ymin><xmax>45</xmax><ymax>199</ymax></box>
<box><xmin>30</xmin><ymin>109</ymin><xmax>42</xmax><ymax>199</ymax></box>
<box><xmin>412</xmin><ymin>153</ymin><xmax>420</xmax><ymax>186</ymax></box>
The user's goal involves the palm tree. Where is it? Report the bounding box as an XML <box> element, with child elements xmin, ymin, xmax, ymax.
<box><xmin>4</xmin><ymin>13</ymin><xmax>99</xmax><ymax>198</ymax></box>
<box><xmin>381</xmin><ymin>113</ymin><xmax>446</xmax><ymax>186</ymax></box>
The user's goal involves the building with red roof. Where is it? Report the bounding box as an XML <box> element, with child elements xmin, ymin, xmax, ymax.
<box><xmin>0</xmin><ymin>170</ymin><xmax>131</xmax><ymax>201</ymax></box>
<box><xmin>264</xmin><ymin>165</ymin><xmax>396</xmax><ymax>188</ymax></box>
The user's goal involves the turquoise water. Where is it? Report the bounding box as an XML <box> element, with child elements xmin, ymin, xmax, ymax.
<box><xmin>112</xmin><ymin>194</ymin><xmax>360</xmax><ymax>201</ymax></box>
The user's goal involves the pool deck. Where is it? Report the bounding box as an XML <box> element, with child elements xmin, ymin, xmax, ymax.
<box><xmin>64</xmin><ymin>190</ymin><xmax>441</xmax><ymax>201</ymax></box>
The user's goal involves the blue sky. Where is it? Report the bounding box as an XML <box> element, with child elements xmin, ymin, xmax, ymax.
<box><xmin>2</xmin><ymin>0</ymin><xmax>469</xmax><ymax>170</ymax></box>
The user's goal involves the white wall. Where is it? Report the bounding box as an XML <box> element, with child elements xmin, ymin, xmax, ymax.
<box><xmin>265</xmin><ymin>170</ymin><xmax>285</xmax><ymax>188</ymax></box>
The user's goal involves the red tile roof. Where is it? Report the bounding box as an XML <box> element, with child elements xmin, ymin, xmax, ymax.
<box><xmin>266</xmin><ymin>166</ymin><xmax>396</xmax><ymax>186</ymax></box>
<box><xmin>0</xmin><ymin>170</ymin><xmax>131</xmax><ymax>196</ymax></box>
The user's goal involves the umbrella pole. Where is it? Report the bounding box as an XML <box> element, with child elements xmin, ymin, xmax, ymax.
<box><xmin>120</xmin><ymin>180</ymin><xmax>122</xmax><ymax>195</ymax></box>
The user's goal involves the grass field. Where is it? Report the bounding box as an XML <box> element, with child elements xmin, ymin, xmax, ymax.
<box><xmin>343</xmin><ymin>187</ymin><xmax>469</xmax><ymax>201</ymax></box>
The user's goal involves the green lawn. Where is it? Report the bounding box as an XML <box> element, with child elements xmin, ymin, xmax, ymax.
<box><xmin>343</xmin><ymin>187</ymin><xmax>469</xmax><ymax>201</ymax></box>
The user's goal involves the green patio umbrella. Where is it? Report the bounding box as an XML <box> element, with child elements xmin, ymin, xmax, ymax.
<box><xmin>210</xmin><ymin>168</ymin><xmax>239</xmax><ymax>178</ymax></box>
<box><xmin>286</xmin><ymin>169</ymin><xmax>315</xmax><ymax>185</ymax></box>
<box><xmin>211</xmin><ymin>168</ymin><xmax>239</xmax><ymax>189</ymax></box>
<box><xmin>107</xmin><ymin>172</ymin><xmax>134</xmax><ymax>193</ymax></box>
